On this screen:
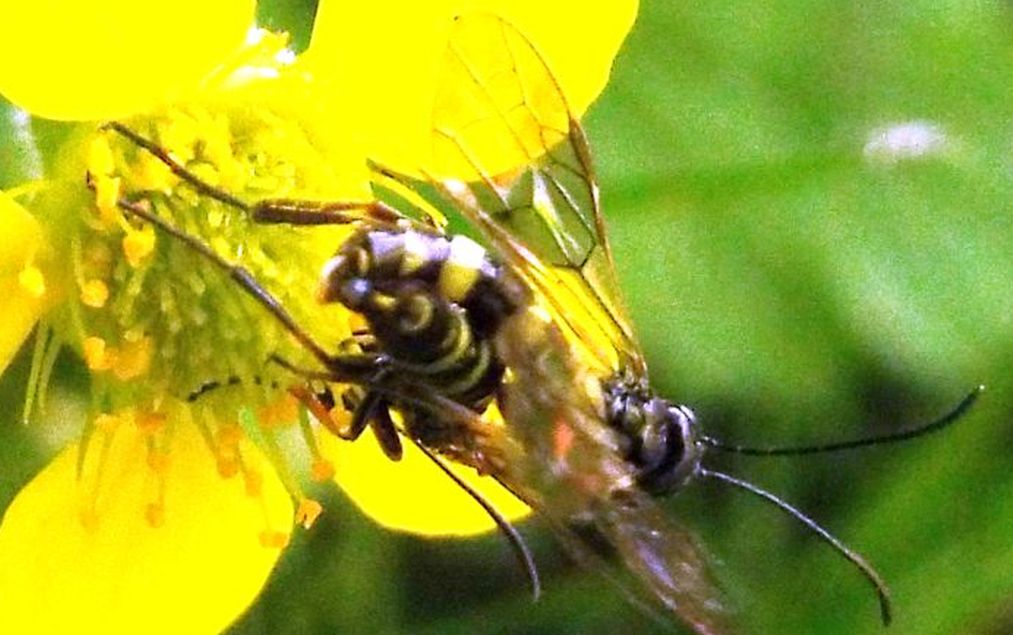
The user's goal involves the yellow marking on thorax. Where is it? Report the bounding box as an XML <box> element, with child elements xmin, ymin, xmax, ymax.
<box><xmin>439</xmin><ymin>235</ymin><xmax>485</xmax><ymax>302</ymax></box>
<box><xmin>399</xmin><ymin>230</ymin><xmax>429</xmax><ymax>276</ymax></box>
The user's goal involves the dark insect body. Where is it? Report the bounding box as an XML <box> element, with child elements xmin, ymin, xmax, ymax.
<box><xmin>317</xmin><ymin>227</ymin><xmax>525</xmax><ymax>459</ymax></box>
<box><xmin>101</xmin><ymin>13</ymin><xmax>983</xmax><ymax>635</ymax></box>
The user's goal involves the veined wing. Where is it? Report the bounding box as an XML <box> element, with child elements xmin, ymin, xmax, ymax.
<box><xmin>493</xmin><ymin>305</ymin><xmax>727</xmax><ymax>635</ymax></box>
<box><xmin>428</xmin><ymin>13</ymin><xmax>646</xmax><ymax>376</ymax></box>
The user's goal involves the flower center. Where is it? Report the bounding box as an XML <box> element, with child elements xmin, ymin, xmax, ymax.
<box><xmin>56</xmin><ymin>105</ymin><xmax>354</xmax><ymax>414</ymax></box>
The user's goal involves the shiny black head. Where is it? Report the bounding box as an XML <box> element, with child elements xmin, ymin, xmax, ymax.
<box><xmin>603</xmin><ymin>376</ymin><xmax>704</xmax><ymax>496</ymax></box>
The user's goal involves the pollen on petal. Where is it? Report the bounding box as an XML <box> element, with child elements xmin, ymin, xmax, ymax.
<box><xmin>122</xmin><ymin>226</ymin><xmax>156</xmax><ymax>268</ymax></box>
<box><xmin>145</xmin><ymin>502</ymin><xmax>166</xmax><ymax>528</ymax></box>
<box><xmin>215</xmin><ymin>423</ymin><xmax>243</xmax><ymax>478</ymax></box>
<box><xmin>295</xmin><ymin>498</ymin><xmax>323</xmax><ymax>529</ymax></box>
<box><xmin>17</xmin><ymin>265</ymin><xmax>45</xmax><ymax>299</ymax></box>
<box><xmin>244</xmin><ymin>468</ymin><xmax>263</xmax><ymax>497</ymax></box>
<box><xmin>80</xmin><ymin>279</ymin><xmax>110</xmax><ymax>308</ymax></box>
<box><xmin>136</xmin><ymin>411</ymin><xmax>167</xmax><ymax>435</ymax></box>
<box><xmin>310</xmin><ymin>458</ymin><xmax>335</xmax><ymax>483</ymax></box>
<box><xmin>77</xmin><ymin>507</ymin><xmax>100</xmax><ymax>531</ymax></box>
<box><xmin>258</xmin><ymin>530</ymin><xmax>290</xmax><ymax>549</ymax></box>
<box><xmin>216</xmin><ymin>422</ymin><xmax>243</xmax><ymax>446</ymax></box>
<box><xmin>146</xmin><ymin>449</ymin><xmax>170</xmax><ymax>475</ymax></box>
<box><xmin>0</xmin><ymin>403</ymin><xmax>295</xmax><ymax>634</ymax></box>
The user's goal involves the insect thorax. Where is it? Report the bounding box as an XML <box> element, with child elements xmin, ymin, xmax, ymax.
<box><xmin>602</xmin><ymin>374</ymin><xmax>703</xmax><ymax>496</ymax></box>
<box><xmin>318</xmin><ymin>227</ymin><xmax>527</xmax><ymax>410</ymax></box>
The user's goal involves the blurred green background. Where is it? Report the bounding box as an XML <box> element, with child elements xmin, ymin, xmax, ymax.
<box><xmin>1</xmin><ymin>1</ymin><xmax>1010</xmax><ymax>633</ymax></box>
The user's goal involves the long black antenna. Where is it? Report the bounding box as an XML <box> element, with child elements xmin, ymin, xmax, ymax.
<box><xmin>699</xmin><ymin>468</ymin><xmax>892</xmax><ymax>626</ymax></box>
<box><xmin>701</xmin><ymin>385</ymin><xmax>983</xmax><ymax>456</ymax></box>
<box><xmin>411</xmin><ymin>438</ymin><xmax>542</xmax><ymax>601</ymax></box>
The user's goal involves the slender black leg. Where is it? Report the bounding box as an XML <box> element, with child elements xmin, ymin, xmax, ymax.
<box><xmin>104</xmin><ymin>121</ymin><xmax>412</xmax><ymax>230</ymax></box>
<box><xmin>342</xmin><ymin>388</ymin><xmax>382</xmax><ymax>442</ymax></box>
<box><xmin>251</xmin><ymin>198</ymin><xmax>403</xmax><ymax>228</ymax></box>
<box><xmin>102</xmin><ymin>121</ymin><xmax>252</xmax><ymax>212</ymax></box>
<box><xmin>369</xmin><ymin>403</ymin><xmax>404</xmax><ymax>461</ymax></box>
<box><xmin>113</xmin><ymin>197</ymin><xmax>338</xmax><ymax>368</ymax></box>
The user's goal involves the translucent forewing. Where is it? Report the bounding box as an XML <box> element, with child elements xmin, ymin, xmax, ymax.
<box><xmin>493</xmin><ymin>307</ymin><xmax>727</xmax><ymax>634</ymax></box>
<box><xmin>425</xmin><ymin>14</ymin><xmax>728</xmax><ymax>633</ymax></box>
<box><xmin>429</xmin><ymin>13</ymin><xmax>645</xmax><ymax>376</ymax></box>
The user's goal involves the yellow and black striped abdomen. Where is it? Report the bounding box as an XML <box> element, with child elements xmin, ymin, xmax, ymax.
<box><xmin>318</xmin><ymin>228</ymin><xmax>526</xmax><ymax>408</ymax></box>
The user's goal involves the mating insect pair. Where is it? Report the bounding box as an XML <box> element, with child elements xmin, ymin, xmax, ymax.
<box><xmin>103</xmin><ymin>14</ymin><xmax>980</xmax><ymax>635</ymax></box>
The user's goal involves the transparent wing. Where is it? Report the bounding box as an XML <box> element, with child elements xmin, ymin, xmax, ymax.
<box><xmin>492</xmin><ymin>306</ymin><xmax>728</xmax><ymax>634</ymax></box>
<box><xmin>428</xmin><ymin>13</ymin><xmax>646</xmax><ymax>375</ymax></box>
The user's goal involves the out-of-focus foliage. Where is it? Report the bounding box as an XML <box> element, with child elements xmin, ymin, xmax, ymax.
<box><xmin>1</xmin><ymin>1</ymin><xmax>1008</xmax><ymax>633</ymax></box>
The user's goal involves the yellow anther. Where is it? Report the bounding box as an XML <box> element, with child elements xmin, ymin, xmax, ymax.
<box><xmin>258</xmin><ymin>530</ymin><xmax>290</xmax><ymax>549</ymax></box>
<box><xmin>122</xmin><ymin>226</ymin><xmax>156</xmax><ymax>268</ymax></box>
<box><xmin>83</xmin><ymin>241</ymin><xmax>114</xmax><ymax>277</ymax></box>
<box><xmin>202</xmin><ymin>126</ymin><xmax>234</xmax><ymax>175</ymax></box>
<box><xmin>93</xmin><ymin>175</ymin><xmax>121</xmax><ymax>224</ymax></box>
<box><xmin>78</xmin><ymin>507</ymin><xmax>100</xmax><ymax>531</ymax></box>
<box><xmin>82</xmin><ymin>336</ymin><xmax>113</xmax><ymax>372</ymax></box>
<box><xmin>17</xmin><ymin>265</ymin><xmax>45</xmax><ymax>299</ymax></box>
<box><xmin>258</xmin><ymin>394</ymin><xmax>299</xmax><ymax>428</ymax></box>
<box><xmin>135</xmin><ymin>153</ymin><xmax>173</xmax><ymax>194</ymax></box>
<box><xmin>146</xmin><ymin>448</ymin><xmax>171</xmax><ymax>475</ymax></box>
<box><xmin>216</xmin><ymin>455</ymin><xmax>240</xmax><ymax>478</ymax></box>
<box><xmin>145</xmin><ymin>502</ymin><xmax>165</xmax><ymax>528</ymax></box>
<box><xmin>87</xmin><ymin>136</ymin><xmax>116</xmax><ymax>177</ymax></box>
<box><xmin>112</xmin><ymin>336</ymin><xmax>152</xmax><ymax>380</ymax></box>
<box><xmin>244</xmin><ymin>468</ymin><xmax>264</xmax><ymax>497</ymax></box>
<box><xmin>310</xmin><ymin>458</ymin><xmax>335</xmax><ymax>483</ymax></box>
<box><xmin>296</xmin><ymin>498</ymin><xmax>323</xmax><ymax>529</ymax></box>
<box><xmin>159</xmin><ymin>130</ymin><xmax>195</xmax><ymax>167</ymax></box>
<box><xmin>136</xmin><ymin>411</ymin><xmax>167</xmax><ymax>435</ymax></box>
<box><xmin>80</xmin><ymin>279</ymin><xmax>110</xmax><ymax>308</ymax></box>
<box><xmin>216</xmin><ymin>422</ymin><xmax>243</xmax><ymax>447</ymax></box>
<box><xmin>94</xmin><ymin>412</ymin><xmax>121</xmax><ymax>434</ymax></box>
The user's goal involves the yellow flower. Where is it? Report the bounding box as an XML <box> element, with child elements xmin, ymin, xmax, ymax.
<box><xmin>0</xmin><ymin>0</ymin><xmax>637</xmax><ymax>632</ymax></box>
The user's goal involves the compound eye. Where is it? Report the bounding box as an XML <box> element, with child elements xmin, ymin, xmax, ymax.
<box><xmin>670</xmin><ymin>405</ymin><xmax>697</xmax><ymax>430</ymax></box>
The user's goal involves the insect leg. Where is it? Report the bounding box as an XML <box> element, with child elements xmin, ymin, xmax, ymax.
<box><xmin>186</xmin><ymin>375</ymin><xmax>282</xmax><ymax>402</ymax></box>
<box><xmin>333</xmin><ymin>368</ymin><xmax>404</xmax><ymax>460</ymax></box>
<box><xmin>367</xmin><ymin>400</ymin><xmax>404</xmax><ymax>461</ymax></box>
<box><xmin>289</xmin><ymin>384</ymin><xmax>348</xmax><ymax>438</ymax></box>
<box><xmin>104</xmin><ymin>121</ymin><xmax>406</xmax><ymax>229</ymax></box>
<box><xmin>250</xmin><ymin>198</ymin><xmax>403</xmax><ymax>228</ymax></box>
<box><xmin>113</xmin><ymin>197</ymin><xmax>338</xmax><ymax>369</ymax></box>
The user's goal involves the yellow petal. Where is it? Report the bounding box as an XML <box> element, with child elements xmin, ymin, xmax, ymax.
<box><xmin>304</xmin><ymin>0</ymin><xmax>638</xmax><ymax>173</ymax></box>
<box><xmin>0</xmin><ymin>192</ymin><xmax>45</xmax><ymax>372</ymax></box>
<box><xmin>322</xmin><ymin>431</ymin><xmax>530</xmax><ymax>537</ymax></box>
<box><xmin>0</xmin><ymin>411</ymin><xmax>293</xmax><ymax>634</ymax></box>
<box><xmin>0</xmin><ymin>0</ymin><xmax>256</xmax><ymax>121</ymax></box>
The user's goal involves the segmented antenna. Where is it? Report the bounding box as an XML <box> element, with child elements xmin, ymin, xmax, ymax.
<box><xmin>701</xmin><ymin>385</ymin><xmax>983</xmax><ymax>456</ymax></box>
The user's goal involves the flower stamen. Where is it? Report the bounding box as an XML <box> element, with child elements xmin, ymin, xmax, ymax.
<box><xmin>111</xmin><ymin>335</ymin><xmax>153</xmax><ymax>381</ymax></box>
<box><xmin>80</xmin><ymin>278</ymin><xmax>110</xmax><ymax>308</ymax></box>
<box><xmin>82</xmin><ymin>336</ymin><xmax>113</xmax><ymax>372</ymax></box>
<box><xmin>17</xmin><ymin>264</ymin><xmax>45</xmax><ymax>298</ymax></box>
<box><xmin>258</xmin><ymin>530</ymin><xmax>289</xmax><ymax>549</ymax></box>
<box><xmin>122</xmin><ymin>225</ymin><xmax>156</xmax><ymax>268</ymax></box>
<box><xmin>295</xmin><ymin>498</ymin><xmax>323</xmax><ymax>529</ymax></box>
